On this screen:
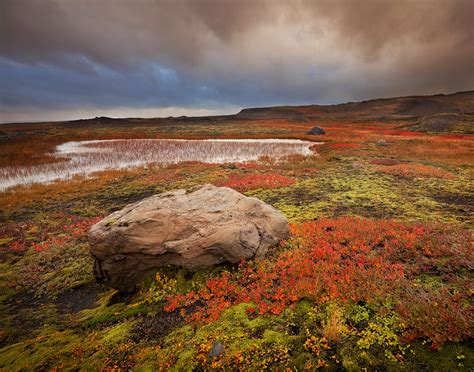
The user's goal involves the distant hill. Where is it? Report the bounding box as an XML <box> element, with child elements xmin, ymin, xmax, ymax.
<box><xmin>236</xmin><ymin>91</ymin><xmax>474</xmax><ymax>120</ymax></box>
<box><xmin>2</xmin><ymin>90</ymin><xmax>473</xmax><ymax>134</ymax></box>
<box><xmin>409</xmin><ymin>113</ymin><xmax>474</xmax><ymax>134</ymax></box>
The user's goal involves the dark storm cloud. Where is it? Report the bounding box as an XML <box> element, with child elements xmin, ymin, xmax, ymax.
<box><xmin>1</xmin><ymin>0</ymin><xmax>473</xmax><ymax>122</ymax></box>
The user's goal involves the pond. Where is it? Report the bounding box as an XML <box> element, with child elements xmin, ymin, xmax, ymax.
<box><xmin>0</xmin><ymin>139</ymin><xmax>320</xmax><ymax>191</ymax></box>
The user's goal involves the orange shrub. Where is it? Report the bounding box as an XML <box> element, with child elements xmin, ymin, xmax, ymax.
<box><xmin>376</xmin><ymin>163</ymin><xmax>454</xmax><ymax>179</ymax></box>
<box><xmin>218</xmin><ymin>173</ymin><xmax>296</xmax><ymax>192</ymax></box>
<box><xmin>1</xmin><ymin>213</ymin><xmax>100</xmax><ymax>252</ymax></box>
<box><xmin>164</xmin><ymin>217</ymin><xmax>472</xmax><ymax>347</ymax></box>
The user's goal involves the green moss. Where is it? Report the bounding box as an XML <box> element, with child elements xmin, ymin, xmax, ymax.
<box><xmin>0</xmin><ymin>330</ymin><xmax>81</xmax><ymax>370</ymax></box>
<box><xmin>11</xmin><ymin>242</ymin><xmax>94</xmax><ymax>299</ymax></box>
<box><xmin>77</xmin><ymin>291</ymin><xmax>146</xmax><ymax>327</ymax></box>
<box><xmin>248</xmin><ymin>159</ymin><xmax>472</xmax><ymax>227</ymax></box>
<box><xmin>101</xmin><ymin>321</ymin><xmax>135</xmax><ymax>344</ymax></box>
<box><xmin>407</xmin><ymin>342</ymin><xmax>474</xmax><ymax>371</ymax></box>
<box><xmin>153</xmin><ymin>303</ymin><xmax>298</xmax><ymax>370</ymax></box>
<box><xmin>105</xmin><ymin>218</ymin><xmax>117</xmax><ymax>226</ymax></box>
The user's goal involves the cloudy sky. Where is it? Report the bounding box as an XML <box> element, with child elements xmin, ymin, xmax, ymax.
<box><xmin>1</xmin><ymin>0</ymin><xmax>473</xmax><ymax>123</ymax></box>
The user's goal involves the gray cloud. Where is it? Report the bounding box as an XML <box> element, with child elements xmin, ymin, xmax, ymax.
<box><xmin>0</xmin><ymin>0</ymin><xmax>473</xmax><ymax>122</ymax></box>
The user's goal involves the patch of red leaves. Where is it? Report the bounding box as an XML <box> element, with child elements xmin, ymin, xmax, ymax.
<box><xmin>437</xmin><ymin>134</ymin><xmax>474</xmax><ymax>141</ymax></box>
<box><xmin>165</xmin><ymin>217</ymin><xmax>473</xmax><ymax>347</ymax></box>
<box><xmin>218</xmin><ymin>173</ymin><xmax>296</xmax><ymax>192</ymax></box>
<box><xmin>0</xmin><ymin>213</ymin><xmax>100</xmax><ymax>252</ymax></box>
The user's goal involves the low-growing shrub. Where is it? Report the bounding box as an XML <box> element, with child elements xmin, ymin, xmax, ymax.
<box><xmin>370</xmin><ymin>158</ymin><xmax>402</xmax><ymax>166</ymax></box>
<box><xmin>12</xmin><ymin>242</ymin><xmax>94</xmax><ymax>298</ymax></box>
<box><xmin>165</xmin><ymin>217</ymin><xmax>472</xmax><ymax>348</ymax></box>
<box><xmin>218</xmin><ymin>173</ymin><xmax>296</xmax><ymax>192</ymax></box>
<box><xmin>376</xmin><ymin>163</ymin><xmax>454</xmax><ymax>179</ymax></box>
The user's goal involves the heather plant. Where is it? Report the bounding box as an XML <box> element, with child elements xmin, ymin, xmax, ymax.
<box><xmin>376</xmin><ymin>163</ymin><xmax>455</xmax><ymax>179</ymax></box>
<box><xmin>164</xmin><ymin>217</ymin><xmax>472</xmax><ymax>349</ymax></box>
<box><xmin>140</xmin><ymin>272</ymin><xmax>178</xmax><ymax>304</ymax></box>
<box><xmin>12</xmin><ymin>241</ymin><xmax>94</xmax><ymax>298</ymax></box>
<box><xmin>218</xmin><ymin>172</ymin><xmax>296</xmax><ymax>192</ymax></box>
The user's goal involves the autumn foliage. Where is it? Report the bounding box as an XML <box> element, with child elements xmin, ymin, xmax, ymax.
<box><xmin>328</xmin><ymin>143</ymin><xmax>362</xmax><ymax>149</ymax></box>
<box><xmin>376</xmin><ymin>163</ymin><xmax>454</xmax><ymax>179</ymax></box>
<box><xmin>218</xmin><ymin>173</ymin><xmax>296</xmax><ymax>192</ymax></box>
<box><xmin>165</xmin><ymin>217</ymin><xmax>473</xmax><ymax>348</ymax></box>
<box><xmin>0</xmin><ymin>213</ymin><xmax>100</xmax><ymax>252</ymax></box>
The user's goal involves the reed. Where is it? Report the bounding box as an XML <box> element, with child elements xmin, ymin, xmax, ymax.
<box><xmin>0</xmin><ymin>139</ymin><xmax>318</xmax><ymax>191</ymax></box>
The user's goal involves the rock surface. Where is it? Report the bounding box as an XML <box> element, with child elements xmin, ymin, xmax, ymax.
<box><xmin>308</xmin><ymin>126</ymin><xmax>326</xmax><ymax>135</ymax></box>
<box><xmin>209</xmin><ymin>341</ymin><xmax>225</xmax><ymax>357</ymax></box>
<box><xmin>89</xmin><ymin>184</ymin><xmax>290</xmax><ymax>291</ymax></box>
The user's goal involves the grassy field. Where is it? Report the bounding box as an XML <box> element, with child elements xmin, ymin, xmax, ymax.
<box><xmin>0</xmin><ymin>116</ymin><xmax>473</xmax><ymax>370</ymax></box>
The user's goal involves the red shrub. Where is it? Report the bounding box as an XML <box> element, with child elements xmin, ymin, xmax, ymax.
<box><xmin>1</xmin><ymin>213</ymin><xmax>100</xmax><ymax>252</ymax></box>
<box><xmin>218</xmin><ymin>173</ymin><xmax>295</xmax><ymax>192</ymax></box>
<box><xmin>438</xmin><ymin>134</ymin><xmax>474</xmax><ymax>140</ymax></box>
<box><xmin>165</xmin><ymin>217</ymin><xmax>473</xmax><ymax>346</ymax></box>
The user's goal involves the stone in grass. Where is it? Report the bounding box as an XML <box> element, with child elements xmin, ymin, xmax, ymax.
<box><xmin>89</xmin><ymin>184</ymin><xmax>290</xmax><ymax>292</ymax></box>
<box><xmin>351</xmin><ymin>161</ymin><xmax>364</xmax><ymax>170</ymax></box>
<box><xmin>308</xmin><ymin>126</ymin><xmax>326</xmax><ymax>135</ymax></box>
<box><xmin>376</xmin><ymin>139</ymin><xmax>388</xmax><ymax>146</ymax></box>
<box><xmin>209</xmin><ymin>341</ymin><xmax>225</xmax><ymax>357</ymax></box>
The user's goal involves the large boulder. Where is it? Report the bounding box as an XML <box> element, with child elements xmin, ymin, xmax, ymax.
<box><xmin>89</xmin><ymin>184</ymin><xmax>290</xmax><ymax>291</ymax></box>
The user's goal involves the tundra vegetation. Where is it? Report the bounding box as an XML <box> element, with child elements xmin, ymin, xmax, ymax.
<box><xmin>0</xmin><ymin>110</ymin><xmax>473</xmax><ymax>370</ymax></box>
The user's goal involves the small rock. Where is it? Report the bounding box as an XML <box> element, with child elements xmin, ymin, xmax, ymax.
<box><xmin>209</xmin><ymin>341</ymin><xmax>224</xmax><ymax>357</ymax></box>
<box><xmin>376</xmin><ymin>139</ymin><xmax>388</xmax><ymax>146</ymax></box>
<box><xmin>308</xmin><ymin>126</ymin><xmax>326</xmax><ymax>135</ymax></box>
<box><xmin>223</xmin><ymin>164</ymin><xmax>237</xmax><ymax>170</ymax></box>
<box><xmin>351</xmin><ymin>162</ymin><xmax>364</xmax><ymax>170</ymax></box>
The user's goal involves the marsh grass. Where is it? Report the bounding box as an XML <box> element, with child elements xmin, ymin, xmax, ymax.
<box><xmin>0</xmin><ymin>139</ymin><xmax>318</xmax><ymax>191</ymax></box>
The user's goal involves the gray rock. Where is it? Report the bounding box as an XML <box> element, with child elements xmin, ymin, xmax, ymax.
<box><xmin>351</xmin><ymin>161</ymin><xmax>364</xmax><ymax>170</ymax></box>
<box><xmin>308</xmin><ymin>126</ymin><xmax>326</xmax><ymax>135</ymax></box>
<box><xmin>376</xmin><ymin>139</ymin><xmax>388</xmax><ymax>146</ymax></box>
<box><xmin>89</xmin><ymin>184</ymin><xmax>290</xmax><ymax>291</ymax></box>
<box><xmin>209</xmin><ymin>341</ymin><xmax>224</xmax><ymax>357</ymax></box>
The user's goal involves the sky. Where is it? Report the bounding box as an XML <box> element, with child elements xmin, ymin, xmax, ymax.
<box><xmin>1</xmin><ymin>0</ymin><xmax>473</xmax><ymax>123</ymax></box>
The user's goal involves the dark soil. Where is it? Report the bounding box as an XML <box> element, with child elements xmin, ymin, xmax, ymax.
<box><xmin>55</xmin><ymin>283</ymin><xmax>102</xmax><ymax>313</ymax></box>
<box><xmin>433</xmin><ymin>192</ymin><xmax>474</xmax><ymax>207</ymax></box>
<box><xmin>132</xmin><ymin>310</ymin><xmax>184</xmax><ymax>342</ymax></box>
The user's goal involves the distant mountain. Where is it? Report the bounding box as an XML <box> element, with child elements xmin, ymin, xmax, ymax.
<box><xmin>236</xmin><ymin>91</ymin><xmax>474</xmax><ymax>120</ymax></box>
